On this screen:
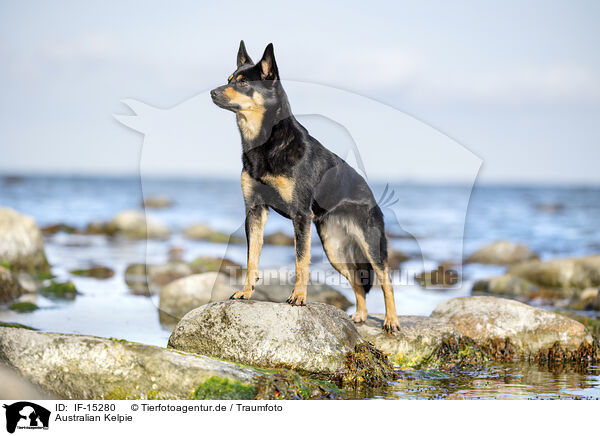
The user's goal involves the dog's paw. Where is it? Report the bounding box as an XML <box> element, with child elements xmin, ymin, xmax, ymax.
<box><xmin>286</xmin><ymin>290</ymin><xmax>306</xmax><ymax>306</ymax></box>
<box><xmin>351</xmin><ymin>311</ymin><xmax>367</xmax><ymax>323</ymax></box>
<box><xmin>230</xmin><ymin>290</ymin><xmax>252</xmax><ymax>300</ymax></box>
<box><xmin>383</xmin><ymin>315</ymin><xmax>401</xmax><ymax>334</ymax></box>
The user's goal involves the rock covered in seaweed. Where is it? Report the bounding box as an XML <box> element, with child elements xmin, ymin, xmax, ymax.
<box><xmin>430</xmin><ymin>296</ymin><xmax>594</xmax><ymax>360</ymax></box>
<box><xmin>159</xmin><ymin>272</ymin><xmax>234</xmax><ymax>322</ymax></box>
<box><xmin>355</xmin><ymin>315</ymin><xmax>460</xmax><ymax>367</ymax></box>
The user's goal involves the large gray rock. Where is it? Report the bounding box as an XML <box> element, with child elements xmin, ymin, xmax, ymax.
<box><xmin>466</xmin><ymin>240</ymin><xmax>538</xmax><ymax>265</ymax></box>
<box><xmin>430</xmin><ymin>296</ymin><xmax>594</xmax><ymax>359</ymax></box>
<box><xmin>106</xmin><ymin>210</ymin><xmax>170</xmax><ymax>239</ymax></box>
<box><xmin>0</xmin><ymin>208</ymin><xmax>49</xmax><ymax>273</ymax></box>
<box><xmin>356</xmin><ymin>315</ymin><xmax>460</xmax><ymax>367</ymax></box>
<box><xmin>0</xmin><ymin>327</ymin><xmax>261</xmax><ymax>400</ymax></box>
<box><xmin>508</xmin><ymin>255</ymin><xmax>600</xmax><ymax>294</ymax></box>
<box><xmin>168</xmin><ymin>301</ymin><xmax>362</xmax><ymax>376</ymax></box>
<box><xmin>159</xmin><ymin>272</ymin><xmax>234</xmax><ymax>322</ymax></box>
<box><xmin>0</xmin><ymin>266</ymin><xmax>26</xmax><ymax>304</ymax></box>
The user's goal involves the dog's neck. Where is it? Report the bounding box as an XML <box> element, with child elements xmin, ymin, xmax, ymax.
<box><xmin>238</xmin><ymin>86</ymin><xmax>296</xmax><ymax>151</ymax></box>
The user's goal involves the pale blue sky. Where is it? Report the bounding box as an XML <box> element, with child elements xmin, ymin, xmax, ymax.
<box><xmin>0</xmin><ymin>0</ymin><xmax>599</xmax><ymax>183</ymax></box>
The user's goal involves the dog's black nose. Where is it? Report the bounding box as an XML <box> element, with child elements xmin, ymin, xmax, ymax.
<box><xmin>210</xmin><ymin>89</ymin><xmax>218</xmax><ymax>99</ymax></box>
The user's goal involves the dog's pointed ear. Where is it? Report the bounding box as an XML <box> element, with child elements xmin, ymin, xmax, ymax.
<box><xmin>259</xmin><ymin>43</ymin><xmax>279</xmax><ymax>81</ymax></box>
<box><xmin>237</xmin><ymin>40</ymin><xmax>253</xmax><ymax>67</ymax></box>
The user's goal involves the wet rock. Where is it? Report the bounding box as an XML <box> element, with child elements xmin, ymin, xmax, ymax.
<box><xmin>252</xmin><ymin>269</ymin><xmax>352</xmax><ymax>310</ymax></box>
<box><xmin>465</xmin><ymin>240</ymin><xmax>538</xmax><ymax>265</ymax></box>
<box><xmin>183</xmin><ymin>223</ymin><xmax>244</xmax><ymax>244</ymax></box>
<box><xmin>0</xmin><ymin>364</ymin><xmax>54</xmax><ymax>400</ymax></box>
<box><xmin>41</xmin><ymin>223</ymin><xmax>77</xmax><ymax>235</ymax></box>
<box><xmin>472</xmin><ymin>274</ymin><xmax>539</xmax><ymax>298</ymax></box>
<box><xmin>263</xmin><ymin>231</ymin><xmax>294</xmax><ymax>246</ymax></box>
<box><xmin>0</xmin><ymin>327</ymin><xmax>262</xmax><ymax>400</ymax></box>
<box><xmin>0</xmin><ymin>266</ymin><xmax>26</xmax><ymax>304</ymax></box>
<box><xmin>508</xmin><ymin>255</ymin><xmax>600</xmax><ymax>296</ymax></box>
<box><xmin>159</xmin><ymin>272</ymin><xmax>234</xmax><ymax>323</ymax></box>
<box><xmin>125</xmin><ymin>262</ymin><xmax>193</xmax><ymax>295</ymax></box>
<box><xmin>355</xmin><ymin>315</ymin><xmax>460</xmax><ymax>367</ymax></box>
<box><xmin>168</xmin><ymin>301</ymin><xmax>364</xmax><ymax>376</ymax></box>
<box><xmin>83</xmin><ymin>221</ymin><xmax>111</xmax><ymax>235</ymax></box>
<box><xmin>430</xmin><ymin>296</ymin><xmax>594</xmax><ymax>360</ymax></box>
<box><xmin>0</xmin><ymin>208</ymin><xmax>50</xmax><ymax>273</ymax></box>
<box><xmin>70</xmin><ymin>265</ymin><xmax>114</xmax><ymax>279</ymax></box>
<box><xmin>106</xmin><ymin>210</ymin><xmax>170</xmax><ymax>239</ymax></box>
<box><xmin>143</xmin><ymin>195</ymin><xmax>173</xmax><ymax>209</ymax></box>
<box><xmin>189</xmin><ymin>256</ymin><xmax>244</xmax><ymax>279</ymax></box>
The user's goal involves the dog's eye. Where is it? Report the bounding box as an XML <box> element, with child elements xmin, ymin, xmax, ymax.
<box><xmin>239</xmin><ymin>79</ymin><xmax>249</xmax><ymax>86</ymax></box>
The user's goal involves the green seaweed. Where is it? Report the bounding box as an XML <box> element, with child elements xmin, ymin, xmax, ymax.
<box><xmin>9</xmin><ymin>301</ymin><xmax>39</xmax><ymax>313</ymax></box>
<box><xmin>41</xmin><ymin>280</ymin><xmax>78</xmax><ymax>300</ymax></box>
<box><xmin>191</xmin><ymin>377</ymin><xmax>257</xmax><ymax>400</ymax></box>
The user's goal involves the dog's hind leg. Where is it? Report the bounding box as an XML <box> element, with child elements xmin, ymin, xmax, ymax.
<box><xmin>317</xmin><ymin>219</ymin><xmax>372</xmax><ymax>322</ymax></box>
<box><xmin>355</xmin><ymin>219</ymin><xmax>400</xmax><ymax>333</ymax></box>
<box><xmin>286</xmin><ymin>213</ymin><xmax>312</xmax><ymax>306</ymax></box>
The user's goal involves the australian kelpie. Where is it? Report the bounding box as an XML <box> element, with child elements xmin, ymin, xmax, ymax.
<box><xmin>210</xmin><ymin>41</ymin><xmax>400</xmax><ymax>332</ymax></box>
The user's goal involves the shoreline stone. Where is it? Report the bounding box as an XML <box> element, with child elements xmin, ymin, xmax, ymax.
<box><xmin>430</xmin><ymin>296</ymin><xmax>595</xmax><ymax>361</ymax></box>
<box><xmin>168</xmin><ymin>301</ymin><xmax>373</xmax><ymax>378</ymax></box>
<box><xmin>358</xmin><ymin>296</ymin><xmax>596</xmax><ymax>366</ymax></box>
<box><xmin>508</xmin><ymin>255</ymin><xmax>600</xmax><ymax>294</ymax></box>
<box><xmin>466</xmin><ymin>240</ymin><xmax>538</xmax><ymax>265</ymax></box>
<box><xmin>0</xmin><ymin>327</ymin><xmax>262</xmax><ymax>400</ymax></box>
<box><xmin>0</xmin><ymin>208</ymin><xmax>49</xmax><ymax>273</ymax></box>
<box><xmin>0</xmin><ymin>266</ymin><xmax>26</xmax><ymax>304</ymax></box>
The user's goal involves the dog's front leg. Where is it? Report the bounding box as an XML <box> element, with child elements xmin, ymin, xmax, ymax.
<box><xmin>286</xmin><ymin>213</ymin><xmax>312</xmax><ymax>306</ymax></box>
<box><xmin>231</xmin><ymin>205</ymin><xmax>268</xmax><ymax>300</ymax></box>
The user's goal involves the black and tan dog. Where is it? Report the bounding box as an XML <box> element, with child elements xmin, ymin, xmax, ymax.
<box><xmin>210</xmin><ymin>41</ymin><xmax>400</xmax><ymax>332</ymax></box>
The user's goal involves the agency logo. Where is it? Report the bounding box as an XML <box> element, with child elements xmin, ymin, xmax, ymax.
<box><xmin>2</xmin><ymin>402</ymin><xmax>50</xmax><ymax>434</ymax></box>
